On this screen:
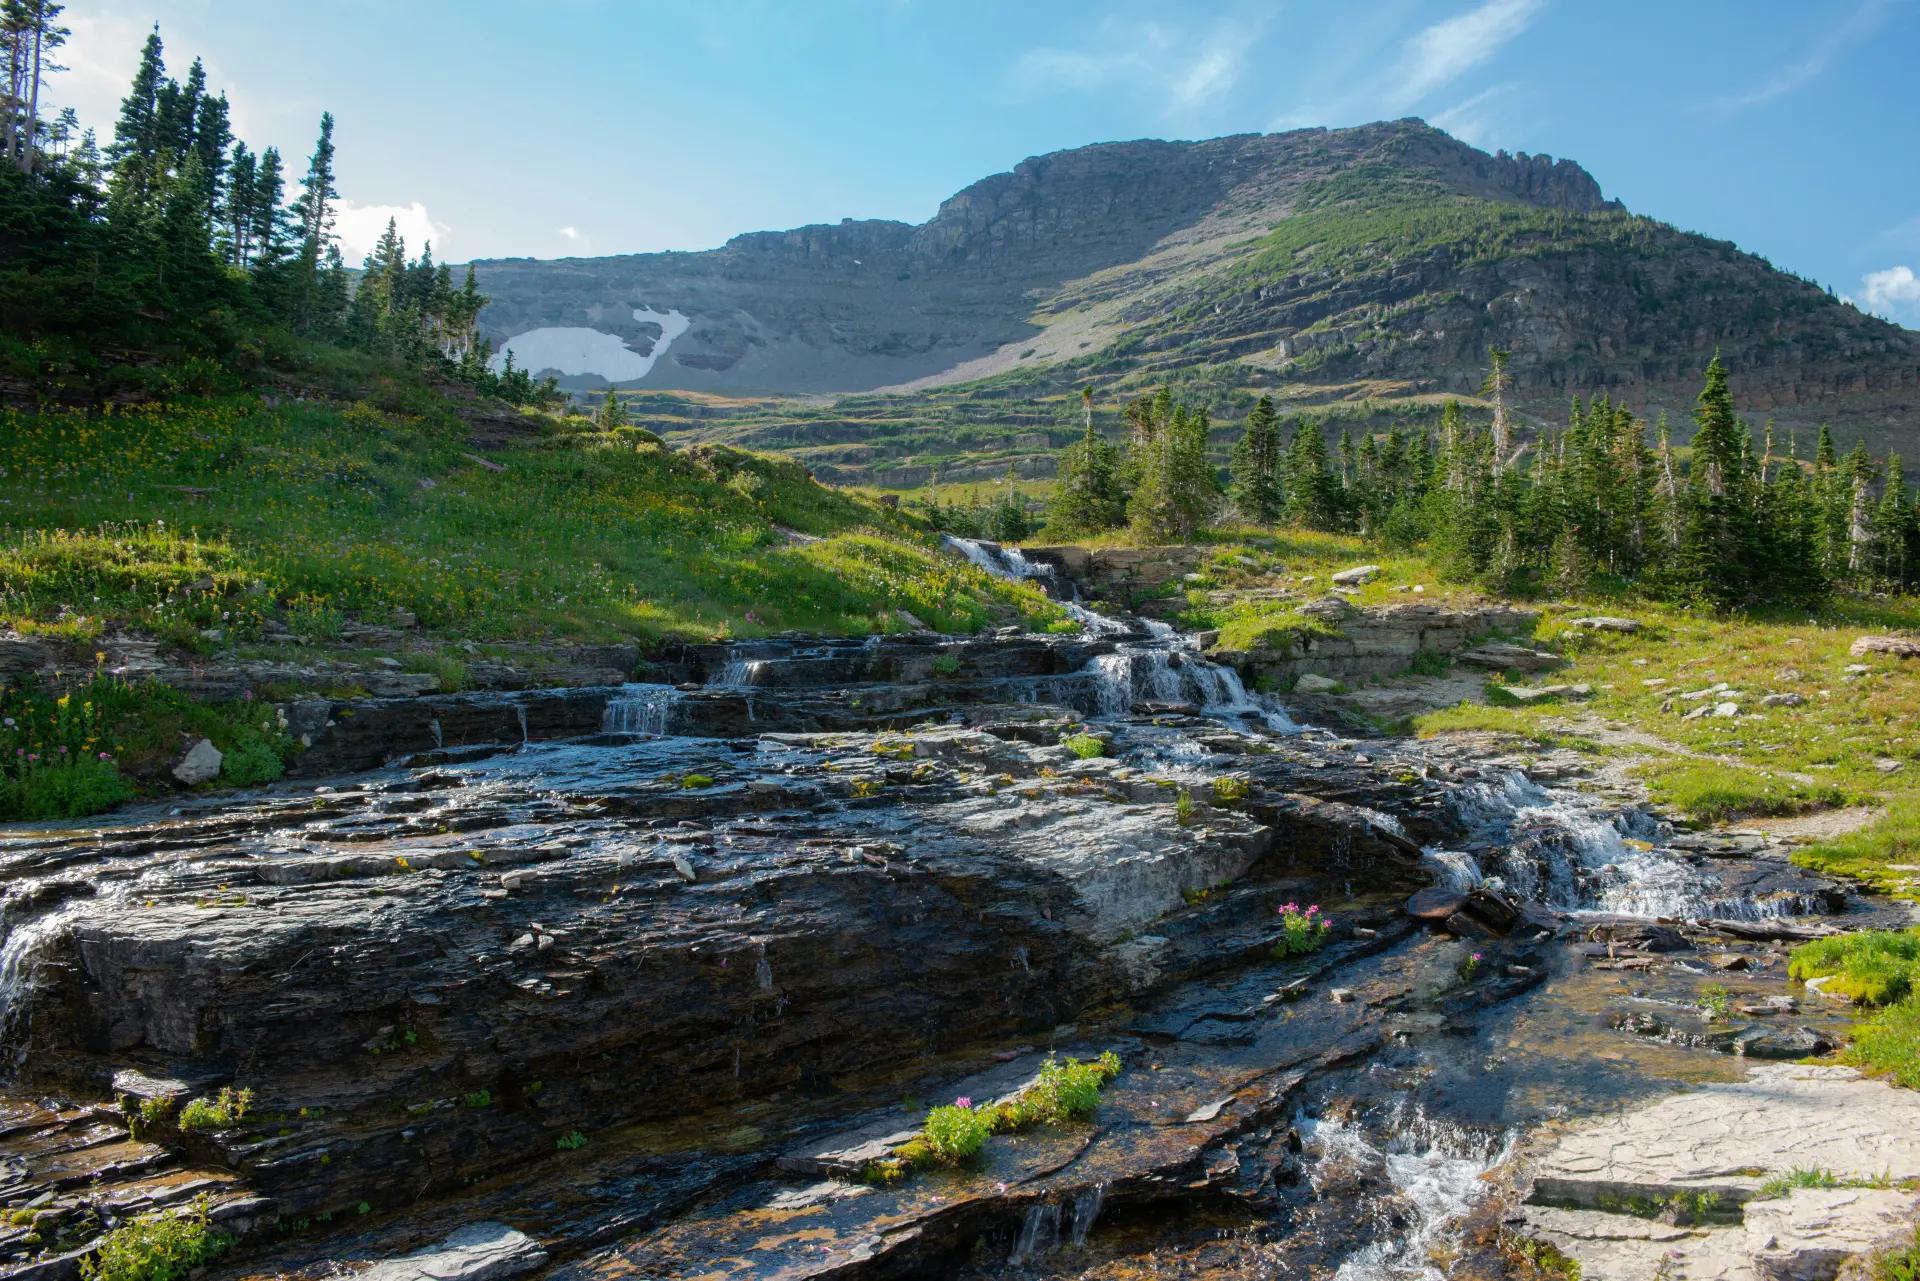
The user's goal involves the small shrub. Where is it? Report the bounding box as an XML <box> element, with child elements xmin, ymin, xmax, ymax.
<box><xmin>922</xmin><ymin>1101</ymin><xmax>994</xmax><ymax>1164</ymax></box>
<box><xmin>177</xmin><ymin>1087</ymin><xmax>252</xmax><ymax>1133</ymax></box>
<box><xmin>1175</xmin><ymin>788</ymin><xmax>1195</xmax><ymax>825</ymax></box>
<box><xmin>930</xmin><ymin>654</ymin><xmax>961</xmax><ymax>677</ymax></box>
<box><xmin>1757</xmin><ymin>1167</ymin><xmax>1843</xmax><ymax>1199</ymax></box>
<box><xmin>1062</xmin><ymin>733</ymin><xmax>1104</xmax><ymax>759</ymax></box>
<box><xmin>463</xmin><ymin>1089</ymin><xmax>492</xmax><ymax>1108</ymax></box>
<box><xmin>1698</xmin><ymin>983</ymin><xmax>1731</xmax><ymax>1022</ymax></box>
<box><xmin>849</xmin><ymin>778</ymin><xmax>883</xmax><ymax>798</ymax></box>
<box><xmin>218</xmin><ymin>741</ymin><xmax>285</xmax><ymax>787</ymax></box>
<box><xmin>1408</xmin><ymin>649</ymin><xmax>1451</xmax><ymax>677</ymax></box>
<box><xmin>555</xmin><ymin>1129</ymin><xmax>587</xmax><ymax>1151</ymax></box>
<box><xmin>123</xmin><ymin>1095</ymin><xmax>174</xmax><ymax>1138</ymax></box>
<box><xmin>1274</xmin><ymin>902</ymin><xmax>1332</xmax><ymax>957</ymax></box>
<box><xmin>1211</xmin><ymin>775</ymin><xmax>1250</xmax><ymax>803</ymax></box>
<box><xmin>1866</xmin><ymin>1225</ymin><xmax>1920</xmax><ymax>1281</ymax></box>
<box><xmin>82</xmin><ymin>1197</ymin><xmax>232</xmax><ymax>1281</ymax></box>
<box><xmin>680</xmin><ymin>773</ymin><xmax>716</xmax><ymax>789</ymax></box>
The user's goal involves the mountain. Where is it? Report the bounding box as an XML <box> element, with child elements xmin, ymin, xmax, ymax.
<box><xmin>469</xmin><ymin>119</ymin><xmax>1919</xmax><ymax>447</ymax></box>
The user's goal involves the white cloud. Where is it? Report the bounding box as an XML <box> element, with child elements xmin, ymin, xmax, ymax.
<box><xmin>1385</xmin><ymin>0</ymin><xmax>1543</xmax><ymax>112</ymax></box>
<box><xmin>1010</xmin><ymin>14</ymin><xmax>1262</xmax><ymax>115</ymax></box>
<box><xmin>1427</xmin><ymin>82</ymin><xmax>1517</xmax><ymax>147</ymax></box>
<box><xmin>334</xmin><ymin>200</ymin><xmax>451</xmax><ymax>266</ymax></box>
<box><xmin>1710</xmin><ymin>0</ymin><xmax>1887</xmax><ymax>114</ymax></box>
<box><xmin>1859</xmin><ymin>265</ymin><xmax>1920</xmax><ymax>326</ymax></box>
<box><xmin>559</xmin><ymin>226</ymin><xmax>581</xmax><ymax>241</ymax></box>
<box><xmin>1267</xmin><ymin>0</ymin><xmax>1541</xmax><ymax>136</ymax></box>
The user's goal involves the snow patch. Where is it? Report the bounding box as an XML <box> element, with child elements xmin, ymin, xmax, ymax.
<box><xmin>491</xmin><ymin>306</ymin><xmax>690</xmax><ymax>383</ymax></box>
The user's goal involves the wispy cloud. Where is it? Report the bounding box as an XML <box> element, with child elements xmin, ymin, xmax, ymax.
<box><xmin>559</xmin><ymin>226</ymin><xmax>582</xmax><ymax>241</ymax></box>
<box><xmin>1385</xmin><ymin>0</ymin><xmax>1544</xmax><ymax>112</ymax></box>
<box><xmin>1267</xmin><ymin>0</ymin><xmax>1541</xmax><ymax>139</ymax></box>
<box><xmin>1857</xmin><ymin>264</ymin><xmax>1920</xmax><ymax>326</ymax></box>
<box><xmin>1710</xmin><ymin>0</ymin><xmax>1888</xmax><ymax>114</ymax></box>
<box><xmin>1427</xmin><ymin>82</ymin><xmax>1518</xmax><ymax>146</ymax></box>
<box><xmin>1010</xmin><ymin>14</ymin><xmax>1265</xmax><ymax>115</ymax></box>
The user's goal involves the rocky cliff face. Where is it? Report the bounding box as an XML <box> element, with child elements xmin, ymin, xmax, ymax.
<box><xmin>469</xmin><ymin>119</ymin><xmax>1917</xmax><ymax>438</ymax></box>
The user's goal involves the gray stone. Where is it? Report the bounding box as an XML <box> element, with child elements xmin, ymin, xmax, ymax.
<box><xmin>1761</xmin><ymin>692</ymin><xmax>1804</xmax><ymax>708</ymax></box>
<box><xmin>1293</xmin><ymin>673</ymin><xmax>1342</xmax><ymax>694</ymax></box>
<box><xmin>1849</xmin><ymin>635</ymin><xmax>1920</xmax><ymax>659</ymax></box>
<box><xmin>1569</xmin><ymin>616</ymin><xmax>1642</xmax><ymax>633</ymax></box>
<box><xmin>353</xmin><ymin>1222</ymin><xmax>547</xmax><ymax>1281</ymax></box>
<box><xmin>171</xmin><ymin>738</ymin><xmax>223</xmax><ymax>785</ymax></box>
<box><xmin>1330</xmin><ymin>564</ymin><xmax>1381</xmax><ymax>586</ymax></box>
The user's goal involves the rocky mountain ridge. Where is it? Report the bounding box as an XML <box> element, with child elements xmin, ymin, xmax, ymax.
<box><xmin>470</xmin><ymin>119</ymin><xmax>1918</xmax><ymax>443</ymax></box>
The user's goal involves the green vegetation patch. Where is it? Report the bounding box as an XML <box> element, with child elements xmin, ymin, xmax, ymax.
<box><xmin>1636</xmin><ymin>760</ymin><xmax>1849</xmax><ymax>825</ymax></box>
<box><xmin>0</xmin><ymin>399</ymin><xmax>1063</xmax><ymax>648</ymax></box>
<box><xmin>864</xmin><ymin>1052</ymin><xmax>1121</xmax><ymax>1182</ymax></box>
<box><xmin>1791</xmin><ymin>929</ymin><xmax>1920</xmax><ymax>1088</ymax></box>
<box><xmin>0</xmin><ymin>677</ymin><xmax>294</xmax><ymax>821</ymax></box>
<box><xmin>81</xmin><ymin>1198</ymin><xmax>233</xmax><ymax>1281</ymax></box>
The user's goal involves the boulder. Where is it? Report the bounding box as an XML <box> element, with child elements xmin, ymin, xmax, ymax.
<box><xmin>1330</xmin><ymin>565</ymin><xmax>1381</xmax><ymax>586</ymax></box>
<box><xmin>1568</xmin><ymin>616</ymin><xmax>1641</xmax><ymax>633</ymax></box>
<box><xmin>171</xmin><ymin>737</ymin><xmax>223</xmax><ymax>785</ymax></box>
<box><xmin>1297</xmin><ymin>595</ymin><xmax>1356</xmax><ymax>623</ymax></box>
<box><xmin>1404</xmin><ymin>888</ymin><xmax>1468</xmax><ymax>921</ymax></box>
<box><xmin>1456</xmin><ymin>643</ymin><xmax>1562</xmax><ymax>673</ymax></box>
<box><xmin>1293</xmin><ymin>673</ymin><xmax>1342</xmax><ymax>694</ymax></box>
<box><xmin>1761</xmin><ymin>692</ymin><xmax>1804</xmax><ymax>708</ymax></box>
<box><xmin>1850</xmin><ymin>635</ymin><xmax>1920</xmax><ymax>659</ymax></box>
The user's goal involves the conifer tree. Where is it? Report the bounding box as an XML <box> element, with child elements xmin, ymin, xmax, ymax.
<box><xmin>1281</xmin><ymin>418</ymin><xmax>1338</xmax><ymax>530</ymax></box>
<box><xmin>1226</xmin><ymin>394</ymin><xmax>1282</xmax><ymax>524</ymax></box>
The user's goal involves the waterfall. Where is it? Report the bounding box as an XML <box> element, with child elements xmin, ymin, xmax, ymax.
<box><xmin>1443</xmin><ymin>769</ymin><xmax>1824</xmax><ymax>920</ymax></box>
<box><xmin>943</xmin><ymin>536</ymin><xmax>1297</xmax><ymax>731</ymax></box>
<box><xmin>601</xmin><ymin>684</ymin><xmax>681</xmax><ymax>736</ymax></box>
<box><xmin>1008</xmin><ymin>1202</ymin><xmax>1061</xmax><ymax>1265</ymax></box>
<box><xmin>712</xmin><ymin>658</ymin><xmax>763</xmax><ymax>688</ymax></box>
<box><xmin>1306</xmin><ymin>1102</ymin><xmax>1512</xmax><ymax>1281</ymax></box>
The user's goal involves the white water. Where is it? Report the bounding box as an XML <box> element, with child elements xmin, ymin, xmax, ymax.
<box><xmin>1441</xmin><ymin>769</ymin><xmax>1819</xmax><ymax>920</ymax></box>
<box><xmin>490</xmin><ymin>306</ymin><xmax>691</xmax><ymax>383</ymax></box>
<box><xmin>1306</xmin><ymin>1102</ymin><xmax>1511</xmax><ymax>1281</ymax></box>
<box><xmin>601</xmin><ymin>684</ymin><xmax>682</xmax><ymax>736</ymax></box>
<box><xmin>943</xmin><ymin>536</ymin><xmax>1298</xmax><ymax>731</ymax></box>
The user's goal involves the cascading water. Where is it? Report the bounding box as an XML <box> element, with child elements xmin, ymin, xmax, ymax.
<box><xmin>601</xmin><ymin>684</ymin><xmax>682</xmax><ymax>736</ymax></box>
<box><xmin>1304</xmin><ymin>1102</ymin><xmax>1512</xmax><ymax>1281</ymax></box>
<box><xmin>1441</xmin><ymin>768</ymin><xmax>1825</xmax><ymax>920</ymax></box>
<box><xmin>943</xmin><ymin>536</ymin><xmax>1297</xmax><ymax>731</ymax></box>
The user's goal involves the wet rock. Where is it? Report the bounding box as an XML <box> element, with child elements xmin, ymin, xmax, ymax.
<box><xmin>1404</xmin><ymin>888</ymin><xmax>1468</xmax><ymax>921</ymax></box>
<box><xmin>1707</xmin><ymin>1024</ymin><xmax>1836</xmax><ymax>1060</ymax></box>
<box><xmin>170</xmin><ymin>738</ymin><xmax>222</xmax><ymax>785</ymax></box>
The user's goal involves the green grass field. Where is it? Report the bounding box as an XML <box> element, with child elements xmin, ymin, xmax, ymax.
<box><xmin>0</xmin><ymin>394</ymin><xmax>1062</xmax><ymax>649</ymax></box>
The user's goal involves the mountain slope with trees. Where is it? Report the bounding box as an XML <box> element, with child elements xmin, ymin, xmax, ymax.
<box><xmin>470</xmin><ymin>120</ymin><xmax>1918</xmax><ymax>450</ymax></box>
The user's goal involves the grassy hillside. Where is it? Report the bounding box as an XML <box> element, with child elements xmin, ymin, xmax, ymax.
<box><xmin>0</xmin><ymin>389</ymin><xmax>1062</xmax><ymax>649</ymax></box>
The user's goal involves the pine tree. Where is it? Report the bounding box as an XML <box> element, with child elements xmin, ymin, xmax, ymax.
<box><xmin>1483</xmin><ymin>347</ymin><xmax>1514</xmax><ymax>467</ymax></box>
<box><xmin>1048</xmin><ymin>390</ymin><xmax>1122</xmax><ymax>532</ymax></box>
<box><xmin>595</xmin><ymin>387</ymin><xmax>627</xmax><ymax>430</ymax></box>
<box><xmin>290</xmin><ymin>111</ymin><xmax>338</xmax><ymax>331</ymax></box>
<box><xmin>1673</xmin><ymin>355</ymin><xmax>1760</xmax><ymax>607</ymax></box>
<box><xmin>1226</xmin><ymin>394</ymin><xmax>1282</xmax><ymax>523</ymax></box>
<box><xmin>1281</xmin><ymin>418</ymin><xmax>1338</xmax><ymax>530</ymax></box>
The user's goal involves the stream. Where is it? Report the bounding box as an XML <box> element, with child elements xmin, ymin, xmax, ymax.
<box><xmin>0</xmin><ymin>537</ymin><xmax>1894</xmax><ymax>1281</ymax></box>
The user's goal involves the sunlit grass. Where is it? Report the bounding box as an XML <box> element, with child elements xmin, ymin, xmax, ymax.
<box><xmin>0</xmin><ymin>397</ymin><xmax>1063</xmax><ymax>647</ymax></box>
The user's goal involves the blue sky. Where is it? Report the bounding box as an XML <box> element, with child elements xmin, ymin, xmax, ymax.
<box><xmin>53</xmin><ymin>0</ymin><xmax>1920</xmax><ymax>326</ymax></box>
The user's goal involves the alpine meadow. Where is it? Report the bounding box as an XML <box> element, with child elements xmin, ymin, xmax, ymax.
<box><xmin>4</xmin><ymin>5</ymin><xmax>1920</xmax><ymax>1281</ymax></box>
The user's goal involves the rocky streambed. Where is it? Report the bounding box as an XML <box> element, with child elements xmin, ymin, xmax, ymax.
<box><xmin>0</xmin><ymin>540</ymin><xmax>1912</xmax><ymax>1281</ymax></box>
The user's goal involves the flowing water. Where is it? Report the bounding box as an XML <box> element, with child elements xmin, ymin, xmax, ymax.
<box><xmin>0</xmin><ymin>537</ymin><xmax>1872</xmax><ymax>1281</ymax></box>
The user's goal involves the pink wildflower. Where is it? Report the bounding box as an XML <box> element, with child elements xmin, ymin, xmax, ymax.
<box><xmin>954</xmin><ymin>1096</ymin><xmax>972</xmax><ymax>1109</ymax></box>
